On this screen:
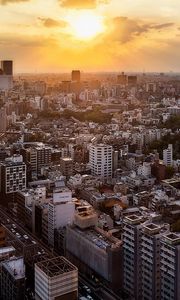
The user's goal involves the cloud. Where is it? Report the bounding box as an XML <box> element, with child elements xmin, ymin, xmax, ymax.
<box><xmin>0</xmin><ymin>33</ymin><xmax>57</xmax><ymax>47</ymax></box>
<box><xmin>38</xmin><ymin>17</ymin><xmax>67</xmax><ymax>28</ymax></box>
<box><xmin>0</xmin><ymin>0</ymin><xmax>28</xmax><ymax>4</ymax></box>
<box><xmin>150</xmin><ymin>22</ymin><xmax>174</xmax><ymax>30</ymax></box>
<box><xmin>110</xmin><ymin>17</ymin><xmax>174</xmax><ymax>44</ymax></box>
<box><xmin>59</xmin><ymin>0</ymin><xmax>109</xmax><ymax>9</ymax></box>
<box><xmin>111</xmin><ymin>17</ymin><xmax>150</xmax><ymax>43</ymax></box>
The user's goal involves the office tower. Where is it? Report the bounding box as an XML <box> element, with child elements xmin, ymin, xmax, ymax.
<box><xmin>128</xmin><ymin>75</ymin><xmax>137</xmax><ymax>86</ymax></box>
<box><xmin>89</xmin><ymin>144</ymin><xmax>113</xmax><ymax>179</ymax></box>
<box><xmin>1</xmin><ymin>257</ymin><xmax>25</xmax><ymax>300</ymax></box>
<box><xmin>71</xmin><ymin>70</ymin><xmax>81</xmax><ymax>82</ymax></box>
<box><xmin>163</xmin><ymin>144</ymin><xmax>173</xmax><ymax>166</ymax></box>
<box><xmin>117</xmin><ymin>72</ymin><xmax>127</xmax><ymax>85</ymax></box>
<box><xmin>140</xmin><ymin>223</ymin><xmax>167</xmax><ymax>300</ymax></box>
<box><xmin>0</xmin><ymin>155</ymin><xmax>26</xmax><ymax>196</ymax></box>
<box><xmin>160</xmin><ymin>233</ymin><xmax>180</xmax><ymax>300</ymax></box>
<box><xmin>60</xmin><ymin>157</ymin><xmax>74</xmax><ymax>178</ymax></box>
<box><xmin>122</xmin><ymin>215</ymin><xmax>144</xmax><ymax>299</ymax></box>
<box><xmin>0</xmin><ymin>107</ymin><xmax>7</xmax><ymax>132</ymax></box>
<box><xmin>48</xmin><ymin>188</ymin><xmax>75</xmax><ymax>246</ymax></box>
<box><xmin>35</xmin><ymin>257</ymin><xmax>78</xmax><ymax>300</ymax></box>
<box><xmin>1</xmin><ymin>60</ymin><xmax>13</xmax><ymax>75</ymax></box>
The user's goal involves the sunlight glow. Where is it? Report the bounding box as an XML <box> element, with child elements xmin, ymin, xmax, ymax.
<box><xmin>68</xmin><ymin>12</ymin><xmax>105</xmax><ymax>40</ymax></box>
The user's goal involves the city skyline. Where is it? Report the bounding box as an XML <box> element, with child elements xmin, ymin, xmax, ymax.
<box><xmin>1</xmin><ymin>0</ymin><xmax>180</xmax><ymax>73</ymax></box>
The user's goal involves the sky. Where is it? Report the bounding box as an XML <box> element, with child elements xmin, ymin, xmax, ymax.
<box><xmin>0</xmin><ymin>0</ymin><xmax>180</xmax><ymax>73</ymax></box>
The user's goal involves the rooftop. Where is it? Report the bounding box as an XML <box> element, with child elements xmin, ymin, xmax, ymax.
<box><xmin>35</xmin><ymin>256</ymin><xmax>77</xmax><ymax>277</ymax></box>
<box><xmin>125</xmin><ymin>214</ymin><xmax>143</xmax><ymax>225</ymax></box>
<box><xmin>72</xmin><ymin>226</ymin><xmax>122</xmax><ymax>250</ymax></box>
<box><xmin>163</xmin><ymin>233</ymin><xmax>180</xmax><ymax>245</ymax></box>
<box><xmin>2</xmin><ymin>257</ymin><xmax>25</xmax><ymax>280</ymax></box>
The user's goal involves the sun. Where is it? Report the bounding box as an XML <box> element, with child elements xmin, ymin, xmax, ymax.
<box><xmin>68</xmin><ymin>12</ymin><xmax>105</xmax><ymax>40</ymax></box>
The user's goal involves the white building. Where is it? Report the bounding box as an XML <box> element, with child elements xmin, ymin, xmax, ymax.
<box><xmin>48</xmin><ymin>188</ymin><xmax>75</xmax><ymax>246</ymax></box>
<box><xmin>163</xmin><ymin>144</ymin><xmax>173</xmax><ymax>166</ymax></box>
<box><xmin>89</xmin><ymin>144</ymin><xmax>113</xmax><ymax>179</ymax></box>
<box><xmin>35</xmin><ymin>257</ymin><xmax>78</xmax><ymax>300</ymax></box>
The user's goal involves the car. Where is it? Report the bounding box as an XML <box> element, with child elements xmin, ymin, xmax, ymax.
<box><xmin>32</xmin><ymin>240</ymin><xmax>36</xmax><ymax>244</ymax></box>
<box><xmin>23</xmin><ymin>235</ymin><xmax>28</xmax><ymax>239</ymax></box>
<box><xmin>87</xmin><ymin>296</ymin><xmax>93</xmax><ymax>300</ymax></box>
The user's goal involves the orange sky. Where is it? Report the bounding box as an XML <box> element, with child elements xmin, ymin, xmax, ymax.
<box><xmin>0</xmin><ymin>0</ymin><xmax>180</xmax><ymax>73</ymax></box>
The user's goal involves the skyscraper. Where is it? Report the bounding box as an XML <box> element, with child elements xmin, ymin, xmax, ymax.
<box><xmin>71</xmin><ymin>70</ymin><xmax>81</xmax><ymax>82</ymax></box>
<box><xmin>1</xmin><ymin>60</ymin><xmax>13</xmax><ymax>75</ymax></box>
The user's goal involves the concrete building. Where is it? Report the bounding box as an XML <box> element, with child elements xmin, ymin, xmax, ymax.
<box><xmin>0</xmin><ymin>155</ymin><xmax>26</xmax><ymax>198</ymax></box>
<box><xmin>140</xmin><ymin>223</ymin><xmax>169</xmax><ymax>300</ymax></box>
<box><xmin>60</xmin><ymin>157</ymin><xmax>74</xmax><ymax>178</ymax></box>
<box><xmin>1</xmin><ymin>257</ymin><xmax>25</xmax><ymax>300</ymax></box>
<box><xmin>89</xmin><ymin>144</ymin><xmax>113</xmax><ymax>179</ymax></box>
<box><xmin>35</xmin><ymin>256</ymin><xmax>78</xmax><ymax>300</ymax></box>
<box><xmin>16</xmin><ymin>186</ymin><xmax>47</xmax><ymax>233</ymax></box>
<box><xmin>66</xmin><ymin>225</ymin><xmax>123</xmax><ymax>289</ymax></box>
<box><xmin>123</xmin><ymin>214</ymin><xmax>144</xmax><ymax>299</ymax></box>
<box><xmin>0</xmin><ymin>107</ymin><xmax>7</xmax><ymax>132</ymax></box>
<box><xmin>48</xmin><ymin>188</ymin><xmax>75</xmax><ymax>246</ymax></box>
<box><xmin>160</xmin><ymin>232</ymin><xmax>180</xmax><ymax>300</ymax></box>
<box><xmin>163</xmin><ymin>144</ymin><xmax>173</xmax><ymax>167</ymax></box>
<box><xmin>21</xmin><ymin>144</ymin><xmax>51</xmax><ymax>176</ymax></box>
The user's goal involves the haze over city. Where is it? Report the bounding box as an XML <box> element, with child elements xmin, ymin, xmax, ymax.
<box><xmin>1</xmin><ymin>0</ymin><xmax>180</xmax><ymax>73</ymax></box>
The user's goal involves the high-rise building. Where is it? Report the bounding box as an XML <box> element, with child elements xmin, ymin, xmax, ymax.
<box><xmin>0</xmin><ymin>60</ymin><xmax>13</xmax><ymax>90</ymax></box>
<box><xmin>140</xmin><ymin>223</ymin><xmax>167</xmax><ymax>300</ymax></box>
<box><xmin>89</xmin><ymin>144</ymin><xmax>113</xmax><ymax>179</ymax></box>
<box><xmin>1</xmin><ymin>60</ymin><xmax>13</xmax><ymax>75</ymax></box>
<box><xmin>21</xmin><ymin>144</ymin><xmax>51</xmax><ymax>176</ymax></box>
<box><xmin>48</xmin><ymin>187</ymin><xmax>75</xmax><ymax>246</ymax></box>
<box><xmin>122</xmin><ymin>214</ymin><xmax>144</xmax><ymax>299</ymax></box>
<box><xmin>160</xmin><ymin>233</ymin><xmax>180</xmax><ymax>300</ymax></box>
<box><xmin>117</xmin><ymin>72</ymin><xmax>127</xmax><ymax>85</ymax></box>
<box><xmin>35</xmin><ymin>256</ymin><xmax>78</xmax><ymax>300</ymax></box>
<box><xmin>128</xmin><ymin>75</ymin><xmax>137</xmax><ymax>86</ymax></box>
<box><xmin>0</xmin><ymin>155</ymin><xmax>26</xmax><ymax>197</ymax></box>
<box><xmin>1</xmin><ymin>257</ymin><xmax>25</xmax><ymax>300</ymax></box>
<box><xmin>163</xmin><ymin>144</ymin><xmax>173</xmax><ymax>166</ymax></box>
<box><xmin>71</xmin><ymin>70</ymin><xmax>81</xmax><ymax>82</ymax></box>
<box><xmin>0</xmin><ymin>107</ymin><xmax>7</xmax><ymax>132</ymax></box>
